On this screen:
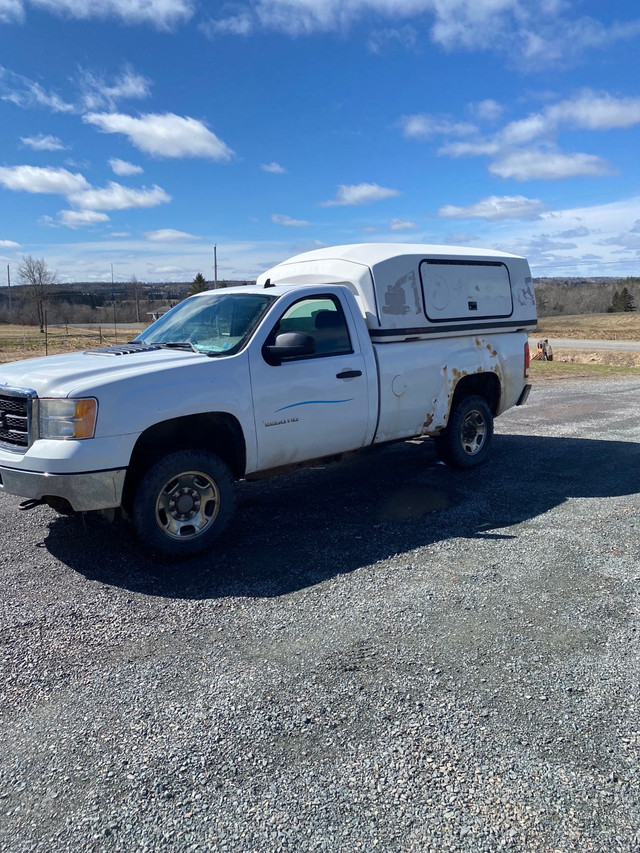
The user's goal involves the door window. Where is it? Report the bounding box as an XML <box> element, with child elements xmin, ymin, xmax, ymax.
<box><xmin>269</xmin><ymin>296</ymin><xmax>352</xmax><ymax>358</ymax></box>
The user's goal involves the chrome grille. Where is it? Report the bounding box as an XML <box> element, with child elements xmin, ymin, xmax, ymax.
<box><xmin>0</xmin><ymin>389</ymin><xmax>35</xmax><ymax>450</ymax></box>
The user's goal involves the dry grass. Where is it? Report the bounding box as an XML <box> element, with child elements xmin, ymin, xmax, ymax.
<box><xmin>3</xmin><ymin>318</ymin><xmax>640</xmax><ymax>380</ymax></box>
<box><xmin>0</xmin><ymin>324</ymin><xmax>146</xmax><ymax>365</ymax></box>
<box><xmin>536</xmin><ymin>312</ymin><xmax>640</xmax><ymax>340</ymax></box>
<box><xmin>530</xmin><ymin>359</ymin><xmax>640</xmax><ymax>380</ymax></box>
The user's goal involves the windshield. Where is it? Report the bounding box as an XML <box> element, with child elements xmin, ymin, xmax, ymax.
<box><xmin>135</xmin><ymin>291</ymin><xmax>274</xmax><ymax>356</ymax></box>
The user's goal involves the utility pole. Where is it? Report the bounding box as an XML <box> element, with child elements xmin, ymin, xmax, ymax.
<box><xmin>111</xmin><ymin>263</ymin><xmax>117</xmax><ymax>342</ymax></box>
<box><xmin>6</xmin><ymin>264</ymin><xmax>11</xmax><ymax>319</ymax></box>
<box><xmin>213</xmin><ymin>244</ymin><xmax>218</xmax><ymax>289</ymax></box>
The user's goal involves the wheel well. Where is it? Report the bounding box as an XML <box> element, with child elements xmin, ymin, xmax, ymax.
<box><xmin>123</xmin><ymin>413</ymin><xmax>246</xmax><ymax>507</ymax></box>
<box><xmin>451</xmin><ymin>372</ymin><xmax>500</xmax><ymax>415</ymax></box>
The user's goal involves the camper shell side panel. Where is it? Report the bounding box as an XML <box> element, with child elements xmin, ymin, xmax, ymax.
<box><xmin>258</xmin><ymin>244</ymin><xmax>536</xmax><ymax>339</ymax></box>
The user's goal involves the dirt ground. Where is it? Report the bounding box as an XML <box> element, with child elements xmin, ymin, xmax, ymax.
<box><xmin>553</xmin><ymin>347</ymin><xmax>640</xmax><ymax>367</ymax></box>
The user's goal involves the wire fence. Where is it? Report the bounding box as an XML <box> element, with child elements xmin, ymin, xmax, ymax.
<box><xmin>0</xmin><ymin>323</ymin><xmax>146</xmax><ymax>363</ymax></box>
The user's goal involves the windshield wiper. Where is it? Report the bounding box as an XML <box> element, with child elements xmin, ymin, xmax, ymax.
<box><xmin>157</xmin><ymin>341</ymin><xmax>199</xmax><ymax>352</ymax></box>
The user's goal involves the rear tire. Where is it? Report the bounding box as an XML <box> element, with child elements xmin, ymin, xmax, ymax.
<box><xmin>131</xmin><ymin>449</ymin><xmax>235</xmax><ymax>557</ymax></box>
<box><xmin>434</xmin><ymin>395</ymin><xmax>493</xmax><ymax>469</ymax></box>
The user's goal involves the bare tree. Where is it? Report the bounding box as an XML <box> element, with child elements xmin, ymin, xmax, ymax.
<box><xmin>17</xmin><ymin>255</ymin><xmax>57</xmax><ymax>332</ymax></box>
<box><xmin>128</xmin><ymin>274</ymin><xmax>142</xmax><ymax>323</ymax></box>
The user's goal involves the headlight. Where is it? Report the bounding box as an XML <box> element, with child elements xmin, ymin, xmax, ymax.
<box><xmin>39</xmin><ymin>398</ymin><xmax>98</xmax><ymax>440</ymax></box>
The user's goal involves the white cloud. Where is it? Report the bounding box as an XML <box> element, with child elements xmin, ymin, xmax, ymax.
<box><xmin>367</xmin><ymin>25</ymin><xmax>418</xmax><ymax>54</ymax></box>
<box><xmin>439</xmin><ymin>195</ymin><xmax>549</xmax><ymax>221</ymax></box>
<box><xmin>389</xmin><ymin>218</ymin><xmax>417</xmax><ymax>232</ymax></box>
<box><xmin>0</xmin><ymin>0</ymin><xmax>24</xmax><ymax>24</ymax></box>
<box><xmin>438</xmin><ymin>140</ymin><xmax>500</xmax><ymax>158</ymax></box>
<box><xmin>20</xmin><ymin>133</ymin><xmax>67</xmax><ymax>151</ymax></box>
<box><xmin>431</xmin><ymin>90</ymin><xmax>638</xmax><ymax>183</ymax></box>
<box><xmin>261</xmin><ymin>162</ymin><xmax>286</xmax><ymax>174</ymax></box>
<box><xmin>0</xmin><ymin>164</ymin><xmax>171</xmax><ymax>215</ymax></box>
<box><xmin>202</xmin><ymin>12</ymin><xmax>253</xmax><ymax>36</ymax></box>
<box><xmin>1</xmin><ymin>64</ymin><xmax>149</xmax><ymax>115</ymax></box>
<box><xmin>490</xmin><ymin>149</ymin><xmax>613</xmax><ymax>181</ymax></box>
<box><xmin>0</xmin><ymin>239</ymin><xmax>21</xmax><ymax>248</ymax></box>
<box><xmin>145</xmin><ymin>229</ymin><xmax>198</xmax><ymax>242</ymax></box>
<box><xmin>470</xmin><ymin>99</ymin><xmax>503</xmax><ymax>122</ymax></box>
<box><xmin>109</xmin><ymin>158</ymin><xmax>144</xmax><ymax>176</ymax></box>
<box><xmin>69</xmin><ymin>181</ymin><xmax>171</xmax><ymax>210</ymax></box>
<box><xmin>59</xmin><ymin>209</ymin><xmax>110</xmax><ymax>228</ymax></box>
<box><xmin>444</xmin><ymin>232</ymin><xmax>478</xmax><ymax>245</ymax></box>
<box><xmin>84</xmin><ymin>112</ymin><xmax>235</xmax><ymax>160</ymax></box>
<box><xmin>201</xmin><ymin>1</ymin><xmax>640</xmax><ymax>67</ymax></box>
<box><xmin>0</xmin><ymin>65</ymin><xmax>75</xmax><ymax>113</ymax></box>
<box><xmin>559</xmin><ymin>226</ymin><xmax>590</xmax><ymax>239</ymax></box>
<box><xmin>321</xmin><ymin>183</ymin><xmax>400</xmax><ymax>207</ymax></box>
<box><xmin>271</xmin><ymin>214</ymin><xmax>310</xmax><ymax>227</ymax></box>
<box><xmin>205</xmin><ymin>1</ymin><xmax>517</xmax><ymax>42</ymax></box>
<box><xmin>80</xmin><ymin>67</ymin><xmax>151</xmax><ymax>111</ymax></box>
<box><xmin>520</xmin><ymin>15</ymin><xmax>640</xmax><ymax>66</ymax></box>
<box><xmin>548</xmin><ymin>92</ymin><xmax>640</xmax><ymax>131</ymax></box>
<box><xmin>500</xmin><ymin>92</ymin><xmax>640</xmax><ymax>146</ymax></box>
<box><xmin>400</xmin><ymin>113</ymin><xmax>476</xmax><ymax>140</ymax></box>
<box><xmin>0</xmin><ymin>165</ymin><xmax>89</xmax><ymax>195</ymax></box>
<box><xmin>500</xmin><ymin>114</ymin><xmax>552</xmax><ymax>146</ymax></box>
<box><xmin>27</xmin><ymin>0</ymin><xmax>194</xmax><ymax>29</ymax></box>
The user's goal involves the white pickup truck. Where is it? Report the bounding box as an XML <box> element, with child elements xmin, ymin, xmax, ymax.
<box><xmin>0</xmin><ymin>244</ymin><xmax>536</xmax><ymax>556</ymax></box>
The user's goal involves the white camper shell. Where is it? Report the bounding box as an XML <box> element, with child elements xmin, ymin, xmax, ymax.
<box><xmin>257</xmin><ymin>243</ymin><xmax>537</xmax><ymax>341</ymax></box>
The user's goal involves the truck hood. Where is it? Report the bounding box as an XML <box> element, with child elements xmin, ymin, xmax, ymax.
<box><xmin>0</xmin><ymin>346</ymin><xmax>214</xmax><ymax>397</ymax></box>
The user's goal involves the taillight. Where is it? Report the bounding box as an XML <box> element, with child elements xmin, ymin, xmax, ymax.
<box><xmin>524</xmin><ymin>340</ymin><xmax>530</xmax><ymax>378</ymax></box>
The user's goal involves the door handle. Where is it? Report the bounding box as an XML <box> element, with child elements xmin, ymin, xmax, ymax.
<box><xmin>336</xmin><ymin>369</ymin><xmax>362</xmax><ymax>379</ymax></box>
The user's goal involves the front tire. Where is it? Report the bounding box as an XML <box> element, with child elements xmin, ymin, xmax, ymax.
<box><xmin>131</xmin><ymin>449</ymin><xmax>235</xmax><ymax>557</ymax></box>
<box><xmin>433</xmin><ymin>395</ymin><xmax>493</xmax><ymax>469</ymax></box>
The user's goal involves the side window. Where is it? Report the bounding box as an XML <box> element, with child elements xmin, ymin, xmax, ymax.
<box><xmin>272</xmin><ymin>296</ymin><xmax>352</xmax><ymax>358</ymax></box>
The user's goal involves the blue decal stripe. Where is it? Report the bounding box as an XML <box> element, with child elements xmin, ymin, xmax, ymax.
<box><xmin>275</xmin><ymin>399</ymin><xmax>354</xmax><ymax>412</ymax></box>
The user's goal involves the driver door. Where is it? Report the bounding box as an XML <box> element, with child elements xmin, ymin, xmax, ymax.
<box><xmin>249</xmin><ymin>295</ymin><xmax>370</xmax><ymax>469</ymax></box>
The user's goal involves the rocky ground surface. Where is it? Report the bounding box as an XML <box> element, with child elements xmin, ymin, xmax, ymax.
<box><xmin>1</xmin><ymin>376</ymin><xmax>639</xmax><ymax>852</ymax></box>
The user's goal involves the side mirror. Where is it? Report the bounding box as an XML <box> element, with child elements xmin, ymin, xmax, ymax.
<box><xmin>264</xmin><ymin>331</ymin><xmax>316</xmax><ymax>365</ymax></box>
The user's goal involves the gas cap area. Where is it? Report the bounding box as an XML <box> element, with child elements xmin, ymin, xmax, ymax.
<box><xmin>392</xmin><ymin>375</ymin><xmax>407</xmax><ymax>397</ymax></box>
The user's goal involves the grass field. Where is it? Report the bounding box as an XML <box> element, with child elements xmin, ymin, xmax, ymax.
<box><xmin>0</xmin><ymin>324</ymin><xmax>146</xmax><ymax>364</ymax></box>
<box><xmin>2</xmin><ymin>316</ymin><xmax>640</xmax><ymax>379</ymax></box>
<box><xmin>536</xmin><ymin>312</ymin><xmax>640</xmax><ymax>340</ymax></box>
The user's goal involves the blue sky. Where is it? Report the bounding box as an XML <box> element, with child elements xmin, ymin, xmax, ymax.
<box><xmin>1</xmin><ymin>0</ymin><xmax>640</xmax><ymax>284</ymax></box>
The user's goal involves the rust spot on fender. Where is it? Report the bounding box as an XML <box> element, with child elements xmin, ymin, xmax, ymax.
<box><xmin>486</xmin><ymin>343</ymin><xmax>497</xmax><ymax>357</ymax></box>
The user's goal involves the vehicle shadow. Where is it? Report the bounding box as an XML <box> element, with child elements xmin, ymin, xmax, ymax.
<box><xmin>44</xmin><ymin>433</ymin><xmax>640</xmax><ymax>599</ymax></box>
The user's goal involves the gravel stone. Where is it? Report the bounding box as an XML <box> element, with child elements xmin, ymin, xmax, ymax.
<box><xmin>0</xmin><ymin>376</ymin><xmax>639</xmax><ymax>851</ymax></box>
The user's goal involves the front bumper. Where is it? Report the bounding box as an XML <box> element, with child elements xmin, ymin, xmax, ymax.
<box><xmin>0</xmin><ymin>465</ymin><xmax>126</xmax><ymax>511</ymax></box>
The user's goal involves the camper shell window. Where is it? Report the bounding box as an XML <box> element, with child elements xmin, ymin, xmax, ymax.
<box><xmin>419</xmin><ymin>260</ymin><xmax>513</xmax><ymax>323</ymax></box>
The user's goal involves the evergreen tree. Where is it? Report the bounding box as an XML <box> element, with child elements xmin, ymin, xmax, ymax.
<box><xmin>621</xmin><ymin>286</ymin><xmax>636</xmax><ymax>312</ymax></box>
<box><xmin>608</xmin><ymin>287</ymin><xmax>636</xmax><ymax>313</ymax></box>
<box><xmin>188</xmin><ymin>272</ymin><xmax>208</xmax><ymax>295</ymax></box>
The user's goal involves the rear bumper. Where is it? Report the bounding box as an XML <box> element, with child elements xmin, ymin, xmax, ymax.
<box><xmin>0</xmin><ymin>465</ymin><xmax>126</xmax><ymax>511</ymax></box>
<box><xmin>516</xmin><ymin>384</ymin><xmax>532</xmax><ymax>406</ymax></box>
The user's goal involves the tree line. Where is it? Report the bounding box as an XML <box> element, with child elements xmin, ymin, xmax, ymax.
<box><xmin>535</xmin><ymin>277</ymin><xmax>640</xmax><ymax>316</ymax></box>
<box><xmin>0</xmin><ymin>257</ymin><xmax>245</xmax><ymax>328</ymax></box>
<box><xmin>2</xmin><ymin>255</ymin><xmax>639</xmax><ymax>326</ymax></box>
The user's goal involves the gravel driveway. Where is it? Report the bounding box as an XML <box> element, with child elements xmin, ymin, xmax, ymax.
<box><xmin>1</xmin><ymin>377</ymin><xmax>639</xmax><ymax>852</ymax></box>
